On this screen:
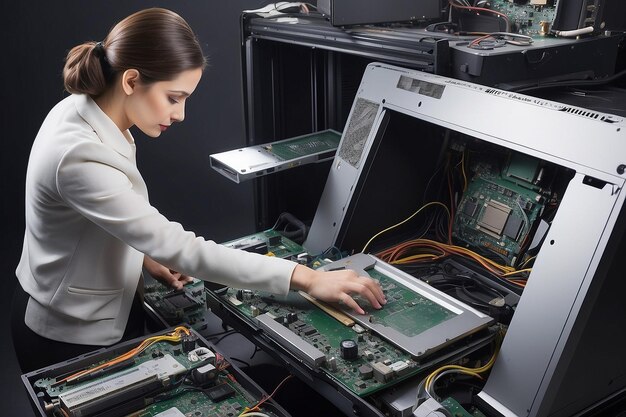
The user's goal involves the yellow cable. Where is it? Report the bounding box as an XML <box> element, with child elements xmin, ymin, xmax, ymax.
<box><xmin>520</xmin><ymin>255</ymin><xmax>536</xmax><ymax>269</ymax></box>
<box><xmin>502</xmin><ymin>268</ymin><xmax>532</xmax><ymax>277</ymax></box>
<box><xmin>361</xmin><ymin>202</ymin><xmax>451</xmax><ymax>253</ymax></box>
<box><xmin>461</xmin><ymin>151</ymin><xmax>468</xmax><ymax>192</ymax></box>
<box><xmin>425</xmin><ymin>332</ymin><xmax>502</xmax><ymax>392</ymax></box>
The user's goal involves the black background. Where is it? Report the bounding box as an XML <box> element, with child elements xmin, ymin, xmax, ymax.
<box><xmin>1</xmin><ymin>2</ymin><xmax>275</xmax><ymax>414</ymax></box>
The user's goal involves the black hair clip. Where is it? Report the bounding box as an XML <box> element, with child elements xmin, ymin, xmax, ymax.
<box><xmin>94</xmin><ymin>41</ymin><xmax>112</xmax><ymax>79</ymax></box>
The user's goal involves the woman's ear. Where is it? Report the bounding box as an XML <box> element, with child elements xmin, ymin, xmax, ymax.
<box><xmin>121</xmin><ymin>69</ymin><xmax>140</xmax><ymax>96</ymax></box>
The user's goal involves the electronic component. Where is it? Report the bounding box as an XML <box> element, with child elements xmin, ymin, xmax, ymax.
<box><xmin>154</xmin><ymin>407</ymin><xmax>186</xmax><ymax>417</ymax></box>
<box><xmin>192</xmin><ymin>363</ymin><xmax>218</xmax><ymax>385</ymax></box>
<box><xmin>206</xmin><ymin>383</ymin><xmax>236</xmax><ymax>402</ymax></box>
<box><xmin>413</xmin><ymin>398</ymin><xmax>449</xmax><ymax>417</ymax></box>
<box><xmin>486</xmin><ymin>0</ymin><xmax>557</xmax><ymax>36</ymax></box>
<box><xmin>58</xmin><ymin>355</ymin><xmax>185</xmax><ymax>416</ymax></box>
<box><xmin>322</xmin><ymin>254</ymin><xmax>493</xmax><ymax>360</ymax></box>
<box><xmin>372</xmin><ymin>362</ymin><xmax>394</xmax><ymax>383</ymax></box>
<box><xmin>255</xmin><ymin>313</ymin><xmax>327</xmax><ymax>368</ymax></box>
<box><xmin>236</xmin><ymin>289</ymin><xmax>254</xmax><ymax>301</ymax></box>
<box><xmin>210</xmin><ymin>130</ymin><xmax>341</xmax><ymax>183</ymax></box>
<box><xmin>477</xmin><ymin>200</ymin><xmax>511</xmax><ymax>237</ymax></box>
<box><xmin>187</xmin><ymin>347</ymin><xmax>215</xmax><ymax>363</ymax></box>
<box><xmin>182</xmin><ymin>334</ymin><xmax>197</xmax><ymax>353</ymax></box>
<box><xmin>143</xmin><ymin>277</ymin><xmax>207</xmax><ymax>330</ymax></box>
<box><xmin>503</xmin><ymin>216</ymin><xmax>524</xmax><ymax>240</ymax></box>
<box><xmin>223</xmin><ymin>229</ymin><xmax>306</xmax><ymax>259</ymax></box>
<box><xmin>25</xmin><ymin>328</ymin><xmax>287</xmax><ymax>417</ymax></box>
<box><xmin>358</xmin><ymin>365</ymin><xmax>374</xmax><ymax>380</ymax></box>
<box><xmin>216</xmin><ymin>252</ymin><xmax>494</xmax><ymax>397</ymax></box>
<box><xmin>453</xmin><ymin>151</ymin><xmax>546</xmax><ymax>265</ymax></box>
<box><xmin>340</xmin><ymin>339</ymin><xmax>359</xmax><ymax>360</ymax></box>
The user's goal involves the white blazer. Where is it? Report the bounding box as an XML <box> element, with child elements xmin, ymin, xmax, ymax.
<box><xmin>16</xmin><ymin>94</ymin><xmax>296</xmax><ymax>345</ymax></box>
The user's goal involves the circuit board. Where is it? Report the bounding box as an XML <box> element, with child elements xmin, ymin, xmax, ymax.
<box><xmin>144</xmin><ymin>277</ymin><xmax>208</xmax><ymax>331</ymax></box>
<box><xmin>352</xmin><ymin>269</ymin><xmax>457</xmax><ymax>337</ymax></box>
<box><xmin>218</xmin><ymin>250</ymin><xmax>493</xmax><ymax>397</ymax></box>
<box><xmin>222</xmin><ymin>288</ymin><xmax>423</xmax><ymax>397</ymax></box>
<box><xmin>441</xmin><ymin>397</ymin><xmax>487</xmax><ymax>417</ymax></box>
<box><xmin>489</xmin><ymin>0</ymin><xmax>556</xmax><ymax>36</ymax></box>
<box><xmin>135</xmin><ymin>387</ymin><xmax>270</xmax><ymax>417</ymax></box>
<box><xmin>453</xmin><ymin>154</ymin><xmax>545</xmax><ymax>266</ymax></box>
<box><xmin>223</xmin><ymin>229</ymin><xmax>306</xmax><ymax>259</ymax></box>
<box><xmin>263</xmin><ymin>129</ymin><xmax>341</xmax><ymax>161</ymax></box>
<box><xmin>31</xmin><ymin>332</ymin><xmax>281</xmax><ymax>417</ymax></box>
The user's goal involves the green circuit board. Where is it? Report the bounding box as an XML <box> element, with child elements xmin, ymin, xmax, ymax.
<box><xmin>351</xmin><ymin>269</ymin><xmax>456</xmax><ymax>337</ymax></box>
<box><xmin>442</xmin><ymin>397</ymin><xmax>488</xmax><ymax>417</ymax></box>
<box><xmin>223</xmin><ymin>229</ymin><xmax>306</xmax><ymax>259</ymax></box>
<box><xmin>33</xmin><ymin>334</ymin><xmax>280</xmax><ymax>417</ymax></box>
<box><xmin>223</xmin><ymin>288</ymin><xmax>423</xmax><ymax>397</ymax></box>
<box><xmin>490</xmin><ymin>0</ymin><xmax>556</xmax><ymax>36</ymax></box>
<box><xmin>35</xmin><ymin>338</ymin><xmax>206</xmax><ymax>397</ymax></box>
<box><xmin>135</xmin><ymin>387</ymin><xmax>278</xmax><ymax>417</ymax></box>
<box><xmin>263</xmin><ymin>130</ymin><xmax>341</xmax><ymax>161</ymax></box>
<box><xmin>453</xmin><ymin>154</ymin><xmax>545</xmax><ymax>266</ymax></box>
<box><xmin>144</xmin><ymin>277</ymin><xmax>208</xmax><ymax>331</ymax></box>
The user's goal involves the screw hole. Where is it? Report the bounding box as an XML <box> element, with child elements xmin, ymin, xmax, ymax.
<box><xmin>550</xmin><ymin>240</ymin><xmax>555</xmax><ymax>245</ymax></box>
<box><xmin>418</xmin><ymin>102</ymin><xmax>422</xmax><ymax>107</ymax></box>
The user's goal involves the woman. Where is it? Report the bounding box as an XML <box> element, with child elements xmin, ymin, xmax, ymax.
<box><xmin>12</xmin><ymin>8</ymin><xmax>385</xmax><ymax>372</ymax></box>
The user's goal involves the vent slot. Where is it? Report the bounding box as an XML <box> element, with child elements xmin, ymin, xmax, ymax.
<box><xmin>559</xmin><ymin>106</ymin><xmax>604</xmax><ymax>121</ymax></box>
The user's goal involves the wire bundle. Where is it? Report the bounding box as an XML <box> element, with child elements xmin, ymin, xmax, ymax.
<box><xmin>57</xmin><ymin>326</ymin><xmax>191</xmax><ymax>384</ymax></box>
<box><xmin>239</xmin><ymin>374</ymin><xmax>293</xmax><ymax>417</ymax></box>
<box><xmin>376</xmin><ymin>239</ymin><xmax>529</xmax><ymax>287</ymax></box>
<box><xmin>414</xmin><ymin>330</ymin><xmax>503</xmax><ymax>409</ymax></box>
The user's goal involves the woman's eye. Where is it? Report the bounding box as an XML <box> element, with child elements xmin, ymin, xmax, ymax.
<box><xmin>168</xmin><ymin>97</ymin><xmax>179</xmax><ymax>104</ymax></box>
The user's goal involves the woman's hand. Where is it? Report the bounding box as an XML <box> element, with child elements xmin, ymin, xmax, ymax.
<box><xmin>143</xmin><ymin>255</ymin><xmax>194</xmax><ymax>290</ymax></box>
<box><xmin>290</xmin><ymin>264</ymin><xmax>386</xmax><ymax>315</ymax></box>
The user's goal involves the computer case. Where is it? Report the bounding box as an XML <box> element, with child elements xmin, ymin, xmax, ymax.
<box><xmin>305</xmin><ymin>62</ymin><xmax>626</xmax><ymax>416</ymax></box>
<box><xmin>317</xmin><ymin>0</ymin><xmax>441</xmax><ymax>26</ymax></box>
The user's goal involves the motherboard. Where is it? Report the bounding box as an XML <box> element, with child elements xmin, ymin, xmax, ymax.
<box><xmin>27</xmin><ymin>328</ymin><xmax>284</xmax><ymax>417</ymax></box>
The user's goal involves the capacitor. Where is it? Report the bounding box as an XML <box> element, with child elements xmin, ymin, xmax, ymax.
<box><xmin>236</xmin><ymin>289</ymin><xmax>253</xmax><ymax>301</ymax></box>
<box><xmin>340</xmin><ymin>339</ymin><xmax>358</xmax><ymax>360</ymax></box>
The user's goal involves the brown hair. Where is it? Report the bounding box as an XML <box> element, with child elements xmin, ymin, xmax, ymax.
<box><xmin>63</xmin><ymin>8</ymin><xmax>206</xmax><ymax>96</ymax></box>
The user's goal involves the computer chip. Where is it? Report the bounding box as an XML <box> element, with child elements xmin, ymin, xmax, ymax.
<box><xmin>503</xmin><ymin>216</ymin><xmax>524</xmax><ymax>241</ymax></box>
<box><xmin>206</xmin><ymin>383</ymin><xmax>236</xmax><ymax>402</ymax></box>
<box><xmin>477</xmin><ymin>200</ymin><xmax>511</xmax><ymax>236</ymax></box>
<box><xmin>463</xmin><ymin>200</ymin><xmax>478</xmax><ymax>217</ymax></box>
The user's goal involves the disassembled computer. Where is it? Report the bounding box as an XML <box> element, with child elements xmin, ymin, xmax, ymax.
<box><xmin>209</xmin><ymin>61</ymin><xmax>626</xmax><ymax>417</ymax></box>
<box><xmin>21</xmin><ymin>1</ymin><xmax>626</xmax><ymax>415</ymax></box>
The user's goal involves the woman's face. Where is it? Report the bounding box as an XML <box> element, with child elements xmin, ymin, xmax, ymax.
<box><xmin>125</xmin><ymin>67</ymin><xmax>203</xmax><ymax>138</ymax></box>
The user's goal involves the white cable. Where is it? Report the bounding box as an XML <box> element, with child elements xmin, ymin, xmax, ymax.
<box><xmin>554</xmin><ymin>26</ymin><xmax>594</xmax><ymax>37</ymax></box>
<box><xmin>240</xmin><ymin>413</ymin><xmax>271</xmax><ymax>417</ymax></box>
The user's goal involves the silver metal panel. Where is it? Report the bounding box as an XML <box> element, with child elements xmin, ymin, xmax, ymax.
<box><xmin>305</xmin><ymin>106</ymin><xmax>385</xmax><ymax>253</ymax></box>
<box><xmin>255</xmin><ymin>313</ymin><xmax>327</xmax><ymax>368</ymax></box>
<box><xmin>480</xmin><ymin>175</ymin><xmax>625</xmax><ymax>417</ymax></box>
